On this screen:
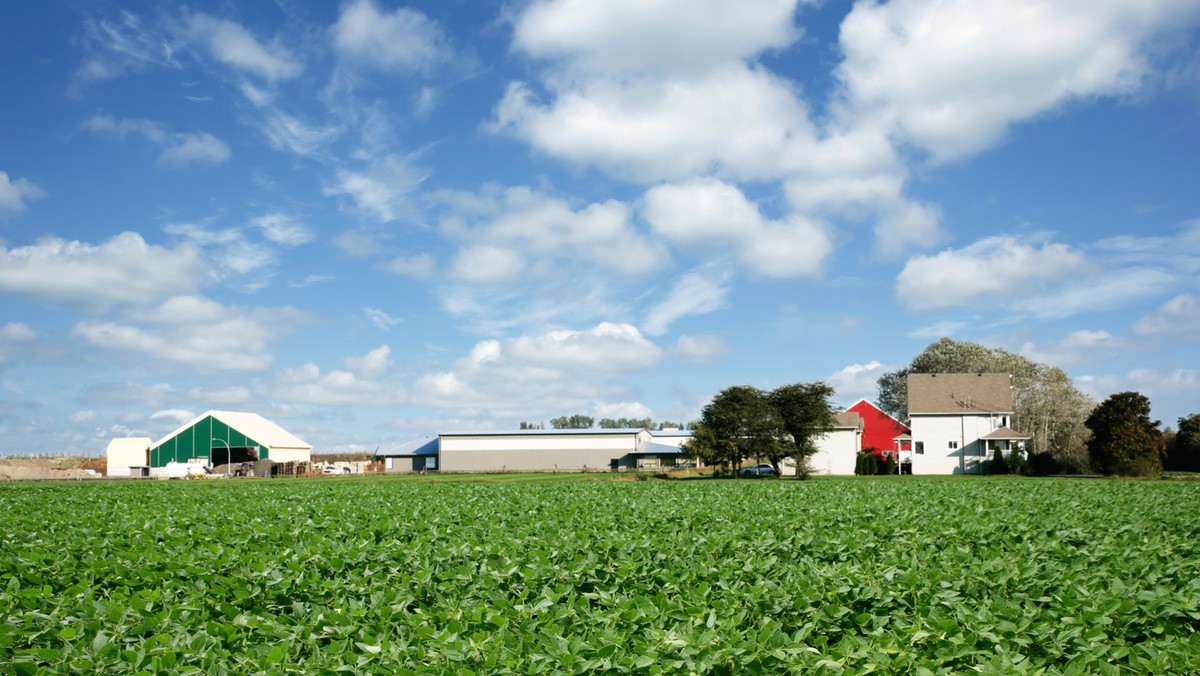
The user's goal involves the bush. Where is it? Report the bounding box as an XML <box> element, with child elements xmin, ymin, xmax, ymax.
<box><xmin>991</xmin><ymin>448</ymin><xmax>1010</xmax><ymax>475</ymax></box>
<box><xmin>855</xmin><ymin>452</ymin><xmax>876</xmax><ymax>475</ymax></box>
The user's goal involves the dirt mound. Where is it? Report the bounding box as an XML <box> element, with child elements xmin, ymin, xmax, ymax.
<box><xmin>0</xmin><ymin>458</ymin><xmax>101</xmax><ymax>481</ymax></box>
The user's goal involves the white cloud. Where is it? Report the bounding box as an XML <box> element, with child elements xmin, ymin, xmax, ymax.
<box><xmin>270</xmin><ymin>345</ymin><xmax>403</xmax><ymax>406</ymax></box>
<box><xmin>827</xmin><ymin>360</ymin><xmax>889</xmax><ymax>401</ymax></box>
<box><xmin>325</xmin><ymin>154</ymin><xmax>424</xmax><ymax>222</ymax></box>
<box><xmin>907</xmin><ymin>320</ymin><xmax>969</xmax><ymax>339</ymax></box>
<box><xmin>1133</xmin><ymin>294</ymin><xmax>1200</xmax><ymax>339</ymax></box>
<box><xmin>383</xmin><ymin>253</ymin><xmax>436</xmax><ymax>279</ymax></box>
<box><xmin>440</xmin><ymin>185</ymin><xmax>666</xmax><ymax>280</ymax></box>
<box><xmin>188</xmin><ymin>385</ymin><xmax>251</xmax><ymax>405</ymax></box>
<box><xmin>0</xmin><ymin>232</ymin><xmax>204</xmax><ymax>311</ymax></box>
<box><xmin>186</xmin><ymin>15</ymin><xmax>301</xmax><ymax>81</ymax></box>
<box><xmin>159</xmin><ymin>132</ymin><xmax>231</xmax><ymax>166</ymax></box>
<box><xmin>344</xmin><ymin>345</ymin><xmax>394</xmax><ymax>379</ymax></box>
<box><xmin>1128</xmin><ymin>367</ymin><xmax>1200</xmax><ymax>394</ymax></box>
<box><xmin>896</xmin><ymin>236</ymin><xmax>1088</xmax><ymax>311</ymax></box>
<box><xmin>509</xmin><ymin>323</ymin><xmax>662</xmax><ymax>371</ymax></box>
<box><xmin>643</xmin><ymin>178</ymin><xmax>832</xmax><ymax>278</ymax></box>
<box><xmin>672</xmin><ymin>334</ymin><xmax>728</xmax><ymax>365</ymax></box>
<box><xmin>73</xmin><ymin>11</ymin><xmax>180</xmax><ymax>86</ymax></box>
<box><xmin>0</xmin><ymin>171</ymin><xmax>46</xmax><ymax>215</ymax></box>
<box><xmin>84</xmin><ymin>115</ymin><xmax>230</xmax><ymax>167</ymax></box>
<box><xmin>412</xmin><ymin>324</ymin><xmax>661</xmax><ymax>417</ymax></box>
<box><xmin>594</xmin><ymin>401</ymin><xmax>655</xmax><ymax>420</ymax></box>
<box><xmin>365</xmin><ymin>308</ymin><xmax>402</xmax><ymax>332</ymax></box>
<box><xmin>836</xmin><ymin>0</ymin><xmax>1198</xmax><ymax>161</ymax></box>
<box><xmin>1018</xmin><ymin>330</ymin><xmax>1132</xmax><ymax>367</ymax></box>
<box><xmin>262</xmin><ymin>111</ymin><xmax>340</xmax><ymax>158</ymax></box>
<box><xmin>450</xmin><ymin>246</ymin><xmax>526</xmax><ymax>283</ymax></box>
<box><xmin>642</xmin><ymin>264</ymin><xmax>732</xmax><ymax>336</ymax></box>
<box><xmin>513</xmin><ymin>0</ymin><xmax>800</xmax><ymax>77</ymax></box>
<box><xmin>492</xmin><ymin>65</ymin><xmax>819</xmax><ymax>183</ymax></box>
<box><xmin>332</xmin><ymin>231</ymin><xmax>379</xmax><ymax>258</ymax></box>
<box><xmin>73</xmin><ymin>295</ymin><xmax>307</xmax><ymax>371</ymax></box>
<box><xmin>0</xmin><ymin>322</ymin><xmax>38</xmax><ymax>369</ymax></box>
<box><xmin>69</xmin><ymin>410</ymin><xmax>97</xmax><ymax>424</ymax></box>
<box><xmin>332</xmin><ymin>0</ymin><xmax>448</xmax><ymax>72</ymax></box>
<box><xmin>1014</xmin><ymin>268</ymin><xmax>1176</xmax><ymax>320</ymax></box>
<box><xmin>149</xmin><ymin>408</ymin><xmax>194</xmax><ymax>424</ymax></box>
<box><xmin>252</xmin><ymin>213</ymin><xmax>314</xmax><ymax>246</ymax></box>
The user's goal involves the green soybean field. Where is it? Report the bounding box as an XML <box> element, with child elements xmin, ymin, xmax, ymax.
<box><xmin>2</xmin><ymin>476</ymin><xmax>1199</xmax><ymax>674</ymax></box>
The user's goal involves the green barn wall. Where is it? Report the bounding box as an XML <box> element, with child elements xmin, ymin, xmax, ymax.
<box><xmin>149</xmin><ymin>415</ymin><xmax>268</xmax><ymax>467</ymax></box>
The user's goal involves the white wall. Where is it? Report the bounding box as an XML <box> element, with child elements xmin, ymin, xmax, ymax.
<box><xmin>105</xmin><ymin>438</ymin><xmax>150</xmax><ymax>477</ymax></box>
<box><xmin>909</xmin><ymin>414</ymin><xmax>1001</xmax><ymax>474</ymax></box>
<box><xmin>781</xmin><ymin>428</ymin><xmax>861</xmax><ymax>476</ymax></box>
<box><xmin>439</xmin><ymin>432</ymin><xmax>638</xmax><ymax>472</ymax></box>
<box><xmin>268</xmin><ymin>447</ymin><xmax>311</xmax><ymax>464</ymax></box>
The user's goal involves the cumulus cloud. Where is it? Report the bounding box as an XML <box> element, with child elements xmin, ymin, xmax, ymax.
<box><xmin>644</xmin><ymin>177</ymin><xmax>832</xmax><ymax>278</ymax></box>
<box><xmin>73</xmin><ymin>295</ymin><xmax>307</xmax><ymax>371</ymax></box>
<box><xmin>1132</xmin><ymin>294</ymin><xmax>1200</xmax><ymax>339</ymax></box>
<box><xmin>508</xmin><ymin>323</ymin><xmax>662</xmax><ymax>371</ymax></box>
<box><xmin>270</xmin><ymin>345</ymin><xmax>404</xmax><ymax>406</ymax></box>
<box><xmin>514</xmin><ymin>0</ymin><xmax>799</xmax><ymax>76</ymax></box>
<box><xmin>440</xmin><ymin>185</ymin><xmax>666</xmax><ymax>280</ymax></box>
<box><xmin>450</xmin><ymin>246</ymin><xmax>526</xmax><ymax>283</ymax></box>
<box><xmin>332</xmin><ymin>0</ymin><xmax>448</xmax><ymax>72</ymax></box>
<box><xmin>0</xmin><ymin>171</ymin><xmax>46</xmax><ymax>215</ymax></box>
<box><xmin>492</xmin><ymin>66</ymin><xmax>819</xmax><ymax>183</ymax></box>
<box><xmin>896</xmin><ymin>236</ymin><xmax>1088</xmax><ymax>311</ymax></box>
<box><xmin>827</xmin><ymin>360</ymin><xmax>889</xmax><ymax>401</ymax></box>
<box><xmin>836</xmin><ymin>0</ymin><xmax>1198</xmax><ymax>161</ymax></box>
<box><xmin>672</xmin><ymin>334</ymin><xmax>728</xmax><ymax>365</ymax></box>
<box><xmin>412</xmin><ymin>323</ymin><xmax>661</xmax><ymax>416</ymax></box>
<box><xmin>84</xmin><ymin>115</ymin><xmax>230</xmax><ymax>166</ymax></box>
<box><xmin>642</xmin><ymin>264</ymin><xmax>733</xmax><ymax>336</ymax></box>
<box><xmin>186</xmin><ymin>14</ymin><xmax>301</xmax><ymax>81</ymax></box>
<box><xmin>0</xmin><ymin>232</ymin><xmax>204</xmax><ymax>311</ymax></box>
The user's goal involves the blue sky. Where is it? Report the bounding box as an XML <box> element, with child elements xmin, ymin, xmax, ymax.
<box><xmin>1</xmin><ymin>0</ymin><xmax>1198</xmax><ymax>454</ymax></box>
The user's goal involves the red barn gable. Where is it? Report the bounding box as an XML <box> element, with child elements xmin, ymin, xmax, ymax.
<box><xmin>848</xmin><ymin>399</ymin><xmax>909</xmax><ymax>455</ymax></box>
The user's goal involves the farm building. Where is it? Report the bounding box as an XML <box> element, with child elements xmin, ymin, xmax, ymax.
<box><xmin>781</xmin><ymin>411</ymin><xmax>864</xmax><ymax>476</ymax></box>
<box><xmin>376</xmin><ymin>436</ymin><xmax>439</xmax><ymax>473</ymax></box>
<box><xmin>847</xmin><ymin>399</ymin><xmax>910</xmax><ymax>459</ymax></box>
<box><xmin>379</xmin><ymin>428</ymin><xmax>694</xmax><ymax>473</ymax></box>
<box><xmin>146</xmin><ymin>411</ymin><xmax>311</xmax><ymax>472</ymax></box>
<box><xmin>906</xmin><ymin>373</ymin><xmax>1029</xmax><ymax>474</ymax></box>
<box><xmin>105</xmin><ymin>437</ymin><xmax>152</xmax><ymax>477</ymax></box>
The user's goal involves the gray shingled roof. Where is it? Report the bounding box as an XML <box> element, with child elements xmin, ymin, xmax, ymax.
<box><xmin>907</xmin><ymin>373</ymin><xmax>1015</xmax><ymax>415</ymax></box>
<box><xmin>833</xmin><ymin>411</ymin><xmax>863</xmax><ymax>429</ymax></box>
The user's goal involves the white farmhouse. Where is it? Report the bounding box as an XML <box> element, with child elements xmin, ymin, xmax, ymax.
<box><xmin>781</xmin><ymin>411</ymin><xmax>864</xmax><ymax>476</ymax></box>
<box><xmin>905</xmin><ymin>373</ymin><xmax>1029</xmax><ymax>474</ymax></box>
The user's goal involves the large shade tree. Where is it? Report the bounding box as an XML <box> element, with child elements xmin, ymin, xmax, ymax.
<box><xmin>684</xmin><ymin>381</ymin><xmax>837</xmax><ymax>477</ymax></box>
<box><xmin>877</xmin><ymin>337</ymin><xmax>1094</xmax><ymax>472</ymax></box>
<box><xmin>1085</xmin><ymin>391</ymin><xmax>1165</xmax><ymax>477</ymax></box>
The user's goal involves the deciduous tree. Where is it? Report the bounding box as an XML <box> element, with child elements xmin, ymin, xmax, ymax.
<box><xmin>549</xmin><ymin>415</ymin><xmax>594</xmax><ymax>429</ymax></box>
<box><xmin>878</xmin><ymin>337</ymin><xmax>1094</xmax><ymax>472</ymax></box>
<box><xmin>1085</xmin><ymin>391</ymin><xmax>1165</xmax><ymax>477</ymax></box>
<box><xmin>1165</xmin><ymin>413</ymin><xmax>1200</xmax><ymax>472</ymax></box>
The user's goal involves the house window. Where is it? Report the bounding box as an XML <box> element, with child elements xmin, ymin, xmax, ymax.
<box><xmin>949</xmin><ymin>441</ymin><xmax>959</xmax><ymax>450</ymax></box>
<box><xmin>914</xmin><ymin>441</ymin><xmax>924</xmax><ymax>455</ymax></box>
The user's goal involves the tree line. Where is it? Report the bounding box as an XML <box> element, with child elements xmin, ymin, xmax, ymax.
<box><xmin>518</xmin><ymin>416</ymin><xmax>690</xmax><ymax>430</ymax></box>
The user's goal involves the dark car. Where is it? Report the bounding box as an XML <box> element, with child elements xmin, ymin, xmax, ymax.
<box><xmin>739</xmin><ymin>463</ymin><xmax>776</xmax><ymax>477</ymax></box>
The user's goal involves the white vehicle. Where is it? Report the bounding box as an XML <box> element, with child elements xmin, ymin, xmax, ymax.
<box><xmin>322</xmin><ymin>465</ymin><xmax>350</xmax><ymax>475</ymax></box>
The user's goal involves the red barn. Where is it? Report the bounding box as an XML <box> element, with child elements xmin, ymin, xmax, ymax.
<box><xmin>847</xmin><ymin>399</ymin><xmax>909</xmax><ymax>458</ymax></box>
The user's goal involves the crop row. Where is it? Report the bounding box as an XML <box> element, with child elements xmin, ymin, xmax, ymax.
<box><xmin>2</xmin><ymin>477</ymin><xmax>1199</xmax><ymax>673</ymax></box>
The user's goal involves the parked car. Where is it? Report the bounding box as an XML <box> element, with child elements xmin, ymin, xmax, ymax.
<box><xmin>322</xmin><ymin>465</ymin><xmax>351</xmax><ymax>475</ymax></box>
<box><xmin>739</xmin><ymin>463</ymin><xmax>776</xmax><ymax>477</ymax></box>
